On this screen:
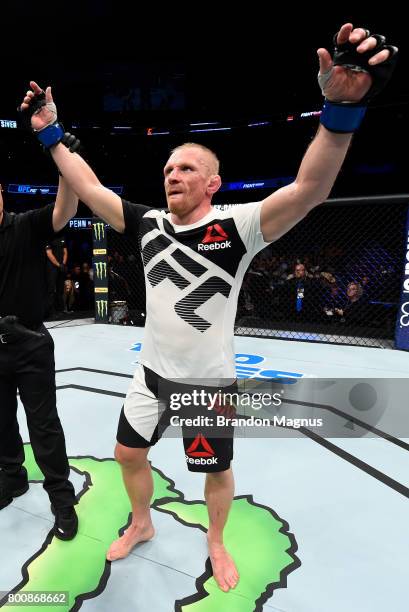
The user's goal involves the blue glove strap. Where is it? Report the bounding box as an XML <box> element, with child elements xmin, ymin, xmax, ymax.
<box><xmin>36</xmin><ymin>122</ymin><xmax>64</xmax><ymax>148</ymax></box>
<box><xmin>320</xmin><ymin>100</ymin><xmax>367</xmax><ymax>133</ymax></box>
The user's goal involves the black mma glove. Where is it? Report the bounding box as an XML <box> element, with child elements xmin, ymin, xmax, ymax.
<box><xmin>331</xmin><ymin>31</ymin><xmax>398</xmax><ymax>103</ymax></box>
<box><xmin>319</xmin><ymin>29</ymin><xmax>398</xmax><ymax>133</ymax></box>
<box><xmin>17</xmin><ymin>89</ymin><xmax>80</xmax><ymax>151</ymax></box>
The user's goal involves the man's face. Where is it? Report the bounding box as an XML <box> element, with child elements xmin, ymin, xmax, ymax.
<box><xmin>163</xmin><ymin>147</ymin><xmax>217</xmax><ymax>216</ymax></box>
<box><xmin>347</xmin><ymin>283</ymin><xmax>358</xmax><ymax>298</ymax></box>
<box><xmin>295</xmin><ymin>264</ymin><xmax>306</xmax><ymax>278</ymax></box>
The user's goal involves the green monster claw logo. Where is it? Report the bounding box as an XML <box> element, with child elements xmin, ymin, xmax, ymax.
<box><xmin>96</xmin><ymin>300</ymin><xmax>108</xmax><ymax>318</ymax></box>
<box><xmin>95</xmin><ymin>262</ymin><xmax>107</xmax><ymax>279</ymax></box>
<box><xmin>93</xmin><ymin>223</ymin><xmax>105</xmax><ymax>241</ymax></box>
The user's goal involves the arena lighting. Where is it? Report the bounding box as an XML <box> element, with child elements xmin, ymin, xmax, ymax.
<box><xmin>7</xmin><ymin>184</ymin><xmax>124</xmax><ymax>195</ymax></box>
<box><xmin>300</xmin><ymin>110</ymin><xmax>322</xmax><ymax>118</ymax></box>
<box><xmin>8</xmin><ymin>185</ymin><xmax>58</xmax><ymax>195</ymax></box>
<box><xmin>248</xmin><ymin>121</ymin><xmax>270</xmax><ymax>127</ymax></box>
<box><xmin>220</xmin><ymin>176</ymin><xmax>294</xmax><ymax>192</ymax></box>
<box><xmin>69</xmin><ymin>110</ymin><xmax>324</xmax><ymax>136</ymax></box>
<box><xmin>149</xmin><ymin>131</ymin><xmax>171</xmax><ymax>136</ymax></box>
<box><xmin>287</xmin><ymin>110</ymin><xmax>322</xmax><ymax>121</ymax></box>
<box><xmin>0</xmin><ymin>119</ymin><xmax>17</xmax><ymax>128</ymax></box>
<box><xmin>70</xmin><ymin>124</ymin><xmax>101</xmax><ymax>129</ymax></box>
<box><xmin>189</xmin><ymin>127</ymin><xmax>232</xmax><ymax>133</ymax></box>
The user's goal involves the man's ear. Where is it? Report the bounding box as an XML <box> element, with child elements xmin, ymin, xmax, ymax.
<box><xmin>207</xmin><ymin>174</ymin><xmax>222</xmax><ymax>195</ymax></box>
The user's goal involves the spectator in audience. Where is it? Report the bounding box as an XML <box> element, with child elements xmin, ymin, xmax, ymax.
<box><xmin>237</xmin><ymin>275</ymin><xmax>256</xmax><ymax>320</ymax></box>
<box><xmin>46</xmin><ymin>235</ymin><xmax>68</xmax><ymax>318</ymax></box>
<box><xmin>80</xmin><ymin>263</ymin><xmax>94</xmax><ymax>310</ymax></box>
<box><xmin>63</xmin><ymin>275</ymin><xmax>75</xmax><ymax>313</ymax></box>
<box><xmin>360</xmin><ymin>274</ymin><xmax>375</xmax><ymax>300</ymax></box>
<box><xmin>277</xmin><ymin>256</ymin><xmax>289</xmax><ymax>280</ymax></box>
<box><xmin>286</xmin><ymin>262</ymin><xmax>312</xmax><ymax>281</ymax></box>
<box><xmin>323</xmin><ymin>283</ymin><xmax>343</xmax><ymax>319</ymax></box>
<box><xmin>71</xmin><ymin>265</ymin><xmax>82</xmax><ymax>310</ymax></box>
<box><xmin>282</xmin><ymin>263</ymin><xmax>320</xmax><ymax>322</ymax></box>
<box><xmin>335</xmin><ymin>281</ymin><xmax>368</xmax><ymax>325</ymax></box>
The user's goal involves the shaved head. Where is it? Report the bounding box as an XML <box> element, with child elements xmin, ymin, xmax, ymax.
<box><xmin>170</xmin><ymin>143</ymin><xmax>220</xmax><ymax>175</ymax></box>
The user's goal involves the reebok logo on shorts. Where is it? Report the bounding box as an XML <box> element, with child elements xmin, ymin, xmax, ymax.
<box><xmin>185</xmin><ymin>433</ymin><xmax>218</xmax><ymax>465</ymax></box>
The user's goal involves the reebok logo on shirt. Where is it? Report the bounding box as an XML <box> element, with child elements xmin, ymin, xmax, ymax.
<box><xmin>198</xmin><ymin>224</ymin><xmax>231</xmax><ymax>251</ymax></box>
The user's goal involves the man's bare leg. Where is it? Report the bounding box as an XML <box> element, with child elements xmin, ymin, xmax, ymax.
<box><xmin>205</xmin><ymin>467</ymin><xmax>239</xmax><ymax>592</ymax></box>
<box><xmin>107</xmin><ymin>443</ymin><xmax>155</xmax><ymax>561</ymax></box>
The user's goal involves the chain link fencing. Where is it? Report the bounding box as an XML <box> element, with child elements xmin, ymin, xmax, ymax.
<box><xmin>104</xmin><ymin>195</ymin><xmax>408</xmax><ymax>348</ymax></box>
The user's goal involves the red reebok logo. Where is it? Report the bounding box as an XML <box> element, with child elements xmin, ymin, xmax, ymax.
<box><xmin>202</xmin><ymin>224</ymin><xmax>228</xmax><ymax>243</ymax></box>
<box><xmin>186</xmin><ymin>434</ymin><xmax>215</xmax><ymax>457</ymax></box>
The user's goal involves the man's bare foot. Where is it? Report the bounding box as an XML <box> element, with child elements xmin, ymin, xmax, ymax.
<box><xmin>208</xmin><ymin>540</ymin><xmax>239</xmax><ymax>592</ymax></box>
<box><xmin>107</xmin><ymin>523</ymin><xmax>155</xmax><ymax>561</ymax></box>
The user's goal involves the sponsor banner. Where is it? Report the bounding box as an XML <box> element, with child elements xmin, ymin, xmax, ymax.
<box><xmin>95</xmin><ymin>299</ymin><xmax>108</xmax><ymax>319</ymax></box>
<box><xmin>94</xmin><ymin>262</ymin><xmax>107</xmax><ymax>280</ymax></box>
<box><xmin>93</xmin><ymin>222</ymin><xmax>106</xmax><ymax>242</ymax></box>
<box><xmin>395</xmin><ymin>205</ymin><xmax>409</xmax><ymax>350</ymax></box>
<box><xmin>69</xmin><ymin>218</ymin><xmax>93</xmax><ymax>229</ymax></box>
<box><xmin>92</xmin><ymin>217</ymin><xmax>109</xmax><ymax>323</ymax></box>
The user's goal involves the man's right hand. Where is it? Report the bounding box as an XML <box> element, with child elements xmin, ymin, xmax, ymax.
<box><xmin>19</xmin><ymin>81</ymin><xmax>57</xmax><ymax>131</ymax></box>
<box><xmin>19</xmin><ymin>81</ymin><xmax>126</xmax><ymax>233</ymax></box>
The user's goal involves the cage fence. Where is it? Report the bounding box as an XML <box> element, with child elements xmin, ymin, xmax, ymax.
<box><xmin>102</xmin><ymin>195</ymin><xmax>408</xmax><ymax>349</ymax></box>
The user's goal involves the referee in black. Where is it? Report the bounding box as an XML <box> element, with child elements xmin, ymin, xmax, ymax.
<box><xmin>0</xmin><ymin>176</ymin><xmax>79</xmax><ymax>540</ymax></box>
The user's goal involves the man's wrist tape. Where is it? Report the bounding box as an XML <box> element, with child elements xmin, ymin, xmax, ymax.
<box><xmin>35</xmin><ymin>122</ymin><xmax>65</xmax><ymax>148</ymax></box>
<box><xmin>320</xmin><ymin>100</ymin><xmax>367</xmax><ymax>133</ymax></box>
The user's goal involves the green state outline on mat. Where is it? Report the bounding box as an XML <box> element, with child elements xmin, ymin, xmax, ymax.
<box><xmin>0</xmin><ymin>444</ymin><xmax>301</xmax><ymax>611</ymax></box>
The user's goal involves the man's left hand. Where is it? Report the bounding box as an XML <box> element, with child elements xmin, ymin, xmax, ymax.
<box><xmin>317</xmin><ymin>23</ymin><xmax>396</xmax><ymax>103</ymax></box>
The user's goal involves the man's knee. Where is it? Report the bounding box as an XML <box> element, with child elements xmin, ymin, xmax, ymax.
<box><xmin>114</xmin><ymin>443</ymin><xmax>149</xmax><ymax>468</ymax></box>
<box><xmin>205</xmin><ymin>466</ymin><xmax>233</xmax><ymax>482</ymax></box>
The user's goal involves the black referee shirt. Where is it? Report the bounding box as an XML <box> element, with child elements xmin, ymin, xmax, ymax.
<box><xmin>0</xmin><ymin>204</ymin><xmax>55</xmax><ymax>327</ymax></box>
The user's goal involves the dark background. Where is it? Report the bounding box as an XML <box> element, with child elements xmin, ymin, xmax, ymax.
<box><xmin>1</xmin><ymin>7</ymin><xmax>407</xmax><ymax>211</ymax></box>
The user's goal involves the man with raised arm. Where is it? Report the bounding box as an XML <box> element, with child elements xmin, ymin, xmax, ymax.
<box><xmin>19</xmin><ymin>23</ymin><xmax>397</xmax><ymax>591</ymax></box>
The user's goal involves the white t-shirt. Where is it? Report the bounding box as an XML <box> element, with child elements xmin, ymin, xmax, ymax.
<box><xmin>122</xmin><ymin>200</ymin><xmax>270</xmax><ymax>380</ymax></box>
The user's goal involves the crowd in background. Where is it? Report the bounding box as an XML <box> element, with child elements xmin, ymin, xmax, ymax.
<box><xmin>47</xmin><ymin>232</ymin><xmax>399</xmax><ymax>335</ymax></box>
<box><xmin>45</xmin><ymin>236</ymin><xmax>94</xmax><ymax>318</ymax></box>
<box><xmin>237</xmin><ymin>245</ymin><xmax>399</xmax><ymax>330</ymax></box>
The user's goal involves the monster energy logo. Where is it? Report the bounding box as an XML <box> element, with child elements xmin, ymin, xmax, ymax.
<box><xmin>93</xmin><ymin>222</ymin><xmax>105</xmax><ymax>241</ymax></box>
<box><xmin>96</xmin><ymin>300</ymin><xmax>108</xmax><ymax>318</ymax></box>
<box><xmin>95</xmin><ymin>262</ymin><xmax>107</xmax><ymax>279</ymax></box>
